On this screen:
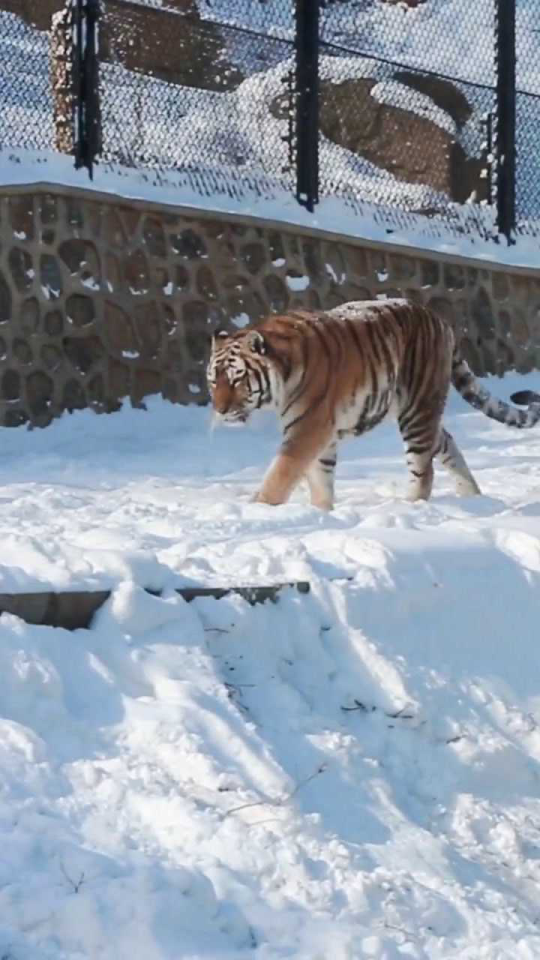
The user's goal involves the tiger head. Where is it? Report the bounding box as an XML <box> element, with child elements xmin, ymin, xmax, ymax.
<box><xmin>207</xmin><ymin>328</ymin><xmax>272</xmax><ymax>424</ymax></box>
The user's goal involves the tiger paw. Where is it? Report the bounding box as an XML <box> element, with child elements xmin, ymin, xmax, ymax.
<box><xmin>310</xmin><ymin>497</ymin><xmax>334</xmax><ymax>512</ymax></box>
<box><xmin>250</xmin><ymin>491</ymin><xmax>282</xmax><ymax>506</ymax></box>
<box><xmin>250</xmin><ymin>490</ymin><xmax>273</xmax><ymax>505</ymax></box>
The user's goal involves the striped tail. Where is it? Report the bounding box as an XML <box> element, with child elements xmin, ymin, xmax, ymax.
<box><xmin>452</xmin><ymin>351</ymin><xmax>540</xmax><ymax>429</ymax></box>
<box><xmin>511</xmin><ymin>389</ymin><xmax>540</xmax><ymax>407</ymax></box>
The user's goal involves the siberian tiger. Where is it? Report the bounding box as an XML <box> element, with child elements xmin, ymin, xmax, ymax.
<box><xmin>207</xmin><ymin>299</ymin><xmax>540</xmax><ymax>511</ymax></box>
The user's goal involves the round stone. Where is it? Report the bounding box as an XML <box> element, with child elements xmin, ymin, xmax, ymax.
<box><xmin>2</xmin><ymin>369</ymin><xmax>21</xmax><ymax>401</ymax></box>
<box><xmin>12</xmin><ymin>338</ymin><xmax>33</xmax><ymax>365</ymax></box>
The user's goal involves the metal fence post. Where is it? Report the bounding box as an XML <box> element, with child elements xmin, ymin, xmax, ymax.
<box><xmin>495</xmin><ymin>0</ymin><xmax>516</xmax><ymax>242</ymax></box>
<box><xmin>74</xmin><ymin>0</ymin><xmax>102</xmax><ymax>179</ymax></box>
<box><xmin>295</xmin><ymin>0</ymin><xmax>319</xmax><ymax>212</ymax></box>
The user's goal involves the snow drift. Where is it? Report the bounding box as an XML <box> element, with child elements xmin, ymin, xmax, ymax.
<box><xmin>1</xmin><ymin>373</ymin><xmax>540</xmax><ymax>957</ymax></box>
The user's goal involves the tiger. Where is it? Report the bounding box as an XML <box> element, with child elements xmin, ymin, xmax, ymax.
<box><xmin>206</xmin><ymin>299</ymin><xmax>540</xmax><ymax>511</ymax></box>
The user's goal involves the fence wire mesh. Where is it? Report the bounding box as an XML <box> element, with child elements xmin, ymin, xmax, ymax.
<box><xmin>1</xmin><ymin>1</ymin><xmax>540</xmax><ymax>240</ymax></box>
<box><xmin>516</xmin><ymin>92</ymin><xmax>540</xmax><ymax>225</ymax></box>
<box><xmin>318</xmin><ymin>0</ymin><xmax>496</xmax><ymax>87</ymax></box>
<box><xmin>317</xmin><ymin>41</ymin><xmax>494</xmax><ymax>218</ymax></box>
<box><xmin>99</xmin><ymin>1</ymin><xmax>297</xmax><ymax>199</ymax></box>
<box><xmin>515</xmin><ymin>1</ymin><xmax>540</xmax><ymax>229</ymax></box>
<box><xmin>0</xmin><ymin>9</ymin><xmax>55</xmax><ymax>152</ymax></box>
<box><xmin>97</xmin><ymin>0</ymin><xmax>500</xmax><ymax>234</ymax></box>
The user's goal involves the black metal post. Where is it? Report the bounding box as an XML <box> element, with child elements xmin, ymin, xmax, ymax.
<box><xmin>74</xmin><ymin>0</ymin><xmax>101</xmax><ymax>179</ymax></box>
<box><xmin>484</xmin><ymin>112</ymin><xmax>493</xmax><ymax>206</ymax></box>
<box><xmin>295</xmin><ymin>0</ymin><xmax>319</xmax><ymax>212</ymax></box>
<box><xmin>495</xmin><ymin>0</ymin><xmax>516</xmax><ymax>242</ymax></box>
<box><xmin>85</xmin><ymin>0</ymin><xmax>102</xmax><ymax>174</ymax></box>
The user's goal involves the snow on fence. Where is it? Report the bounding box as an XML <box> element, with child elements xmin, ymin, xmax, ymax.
<box><xmin>2</xmin><ymin>1</ymin><xmax>540</xmax><ymax>242</ymax></box>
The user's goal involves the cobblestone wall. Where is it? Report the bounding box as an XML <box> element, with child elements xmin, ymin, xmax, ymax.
<box><xmin>0</xmin><ymin>187</ymin><xmax>539</xmax><ymax>427</ymax></box>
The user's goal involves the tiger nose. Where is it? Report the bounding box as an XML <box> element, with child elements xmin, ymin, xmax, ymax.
<box><xmin>213</xmin><ymin>384</ymin><xmax>232</xmax><ymax>415</ymax></box>
<box><xmin>215</xmin><ymin>398</ymin><xmax>230</xmax><ymax>415</ymax></box>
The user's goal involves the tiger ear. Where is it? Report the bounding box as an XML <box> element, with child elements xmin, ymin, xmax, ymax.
<box><xmin>246</xmin><ymin>330</ymin><xmax>266</xmax><ymax>355</ymax></box>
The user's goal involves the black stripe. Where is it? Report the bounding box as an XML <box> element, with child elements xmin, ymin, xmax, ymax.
<box><xmin>283</xmin><ymin>364</ymin><xmax>331</xmax><ymax>434</ymax></box>
<box><xmin>319</xmin><ymin>318</ymin><xmax>345</xmax><ymax>364</ymax></box>
<box><xmin>343</xmin><ymin>317</ymin><xmax>379</xmax><ymax>398</ymax></box>
<box><xmin>405</xmin><ymin>443</ymin><xmax>431</xmax><ymax>455</ymax></box>
<box><xmin>373</xmin><ymin>321</ymin><xmax>396</xmax><ymax>386</ymax></box>
<box><xmin>282</xmin><ymin>336</ymin><xmax>310</xmax><ymax>417</ymax></box>
<box><xmin>364</xmin><ymin>319</ymin><xmax>383</xmax><ymax>366</ymax></box>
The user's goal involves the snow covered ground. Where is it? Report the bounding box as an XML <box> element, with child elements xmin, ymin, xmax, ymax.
<box><xmin>2</xmin><ymin>370</ymin><xmax>540</xmax><ymax>595</ymax></box>
<box><xmin>2</xmin><ymin>371</ymin><xmax>540</xmax><ymax>958</ymax></box>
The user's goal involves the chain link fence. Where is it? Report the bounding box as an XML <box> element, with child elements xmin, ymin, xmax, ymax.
<box><xmin>99</xmin><ymin>1</ymin><xmax>297</xmax><ymax>200</ymax></box>
<box><xmin>96</xmin><ymin>0</ymin><xmax>496</xmax><ymax>231</ymax></box>
<box><xmin>1</xmin><ymin>0</ymin><xmax>540</xmax><ymax>240</ymax></box>
<box><xmin>317</xmin><ymin>47</ymin><xmax>494</xmax><ymax>217</ymax></box>
<box><xmin>0</xmin><ymin>9</ymin><xmax>55</xmax><ymax>152</ymax></box>
<box><xmin>515</xmin><ymin>0</ymin><xmax>540</xmax><ymax>225</ymax></box>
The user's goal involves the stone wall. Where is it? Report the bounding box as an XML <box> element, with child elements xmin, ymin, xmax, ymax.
<box><xmin>0</xmin><ymin>186</ymin><xmax>539</xmax><ymax>428</ymax></box>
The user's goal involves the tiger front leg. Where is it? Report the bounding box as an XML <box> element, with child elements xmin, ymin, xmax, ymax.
<box><xmin>304</xmin><ymin>441</ymin><xmax>337</xmax><ymax>511</ymax></box>
<box><xmin>252</xmin><ymin>429</ymin><xmax>335</xmax><ymax>508</ymax></box>
<box><xmin>251</xmin><ymin>452</ymin><xmax>308</xmax><ymax>506</ymax></box>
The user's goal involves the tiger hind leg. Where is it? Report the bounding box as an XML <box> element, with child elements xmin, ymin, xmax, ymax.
<box><xmin>305</xmin><ymin>441</ymin><xmax>337</xmax><ymax>511</ymax></box>
<box><xmin>436</xmin><ymin>428</ymin><xmax>481</xmax><ymax>496</ymax></box>
<box><xmin>397</xmin><ymin>408</ymin><xmax>438</xmax><ymax>502</ymax></box>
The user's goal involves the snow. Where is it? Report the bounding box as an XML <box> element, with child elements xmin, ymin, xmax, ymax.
<box><xmin>285</xmin><ymin>274</ymin><xmax>310</xmax><ymax>291</ymax></box>
<box><xmin>231</xmin><ymin>312</ymin><xmax>251</xmax><ymax>328</ymax></box>
<box><xmin>2</xmin><ymin>371</ymin><xmax>540</xmax><ymax>957</ymax></box>
<box><xmin>1</xmin><ymin>370</ymin><xmax>540</xmax><ymax>596</ymax></box>
<box><xmin>370</xmin><ymin>80</ymin><xmax>458</xmax><ymax>138</ymax></box>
